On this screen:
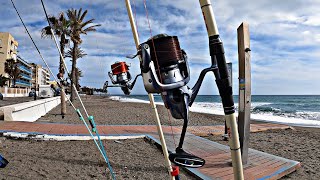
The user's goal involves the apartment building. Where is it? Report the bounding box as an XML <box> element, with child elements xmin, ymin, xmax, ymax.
<box><xmin>0</xmin><ymin>32</ymin><xmax>18</xmax><ymax>75</ymax></box>
<box><xmin>16</xmin><ymin>56</ymin><xmax>32</xmax><ymax>88</ymax></box>
<box><xmin>30</xmin><ymin>63</ymin><xmax>50</xmax><ymax>89</ymax></box>
<box><xmin>0</xmin><ymin>32</ymin><xmax>34</xmax><ymax>88</ymax></box>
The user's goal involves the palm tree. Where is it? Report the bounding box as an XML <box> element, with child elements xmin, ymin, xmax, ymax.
<box><xmin>65</xmin><ymin>46</ymin><xmax>87</xmax><ymax>91</ymax></box>
<box><xmin>65</xmin><ymin>46</ymin><xmax>87</xmax><ymax>59</ymax></box>
<box><xmin>0</xmin><ymin>74</ymin><xmax>9</xmax><ymax>87</ymax></box>
<box><xmin>66</xmin><ymin>8</ymin><xmax>100</xmax><ymax>101</ymax></box>
<box><xmin>4</xmin><ymin>59</ymin><xmax>21</xmax><ymax>87</ymax></box>
<box><xmin>75</xmin><ymin>67</ymin><xmax>83</xmax><ymax>91</ymax></box>
<box><xmin>41</xmin><ymin>12</ymin><xmax>70</xmax><ymax>75</ymax></box>
<box><xmin>41</xmin><ymin>12</ymin><xmax>69</xmax><ymax>117</ymax></box>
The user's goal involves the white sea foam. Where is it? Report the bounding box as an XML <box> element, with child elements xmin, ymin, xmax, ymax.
<box><xmin>109</xmin><ymin>96</ymin><xmax>164</xmax><ymax>105</ymax></box>
<box><xmin>109</xmin><ymin>96</ymin><xmax>320</xmax><ymax>128</ymax></box>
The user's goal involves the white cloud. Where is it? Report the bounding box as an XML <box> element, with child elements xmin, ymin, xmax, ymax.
<box><xmin>0</xmin><ymin>0</ymin><xmax>319</xmax><ymax>95</ymax></box>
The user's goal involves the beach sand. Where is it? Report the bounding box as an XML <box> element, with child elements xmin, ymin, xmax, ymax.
<box><xmin>1</xmin><ymin>95</ymin><xmax>319</xmax><ymax>179</ymax></box>
<box><xmin>0</xmin><ymin>137</ymin><xmax>193</xmax><ymax>180</ymax></box>
<box><xmin>38</xmin><ymin>95</ymin><xmax>225</xmax><ymax>126</ymax></box>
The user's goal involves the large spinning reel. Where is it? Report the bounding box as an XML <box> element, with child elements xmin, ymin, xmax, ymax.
<box><xmin>106</xmin><ymin>61</ymin><xmax>141</xmax><ymax>95</ymax></box>
<box><xmin>129</xmin><ymin>34</ymin><xmax>219</xmax><ymax>168</ymax></box>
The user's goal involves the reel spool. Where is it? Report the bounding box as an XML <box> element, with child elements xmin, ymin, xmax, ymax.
<box><xmin>139</xmin><ymin>34</ymin><xmax>190</xmax><ymax>95</ymax></box>
<box><xmin>109</xmin><ymin>61</ymin><xmax>131</xmax><ymax>84</ymax></box>
<box><xmin>108</xmin><ymin>61</ymin><xmax>141</xmax><ymax>95</ymax></box>
<box><xmin>129</xmin><ymin>33</ymin><xmax>220</xmax><ymax>168</ymax></box>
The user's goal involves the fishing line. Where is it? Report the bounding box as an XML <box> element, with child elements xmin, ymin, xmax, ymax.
<box><xmin>132</xmin><ymin>0</ymin><xmax>140</xmax><ymax>39</ymax></box>
<box><xmin>11</xmin><ymin>0</ymin><xmax>115</xmax><ymax>179</ymax></box>
<box><xmin>40</xmin><ymin>1</ymin><xmax>89</xmax><ymax>116</ymax></box>
<box><xmin>142</xmin><ymin>0</ymin><xmax>177</xmax><ymax>148</ymax></box>
<box><xmin>39</xmin><ymin>0</ymin><xmax>116</xmax><ymax>179</ymax></box>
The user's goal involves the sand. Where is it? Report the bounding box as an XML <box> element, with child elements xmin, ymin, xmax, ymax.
<box><xmin>2</xmin><ymin>95</ymin><xmax>319</xmax><ymax>179</ymax></box>
<box><xmin>0</xmin><ymin>137</ymin><xmax>194</xmax><ymax>180</ymax></box>
<box><xmin>38</xmin><ymin>95</ymin><xmax>225</xmax><ymax>126</ymax></box>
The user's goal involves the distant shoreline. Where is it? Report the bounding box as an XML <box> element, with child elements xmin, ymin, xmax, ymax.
<box><xmin>109</xmin><ymin>95</ymin><xmax>320</xmax><ymax>128</ymax></box>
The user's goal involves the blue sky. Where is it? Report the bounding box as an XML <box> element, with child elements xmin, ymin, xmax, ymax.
<box><xmin>1</xmin><ymin>0</ymin><xmax>319</xmax><ymax>95</ymax></box>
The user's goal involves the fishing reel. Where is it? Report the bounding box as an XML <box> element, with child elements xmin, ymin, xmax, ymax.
<box><xmin>107</xmin><ymin>61</ymin><xmax>141</xmax><ymax>95</ymax></box>
<box><xmin>129</xmin><ymin>34</ymin><xmax>218</xmax><ymax>168</ymax></box>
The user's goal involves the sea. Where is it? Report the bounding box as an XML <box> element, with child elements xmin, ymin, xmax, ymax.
<box><xmin>109</xmin><ymin>95</ymin><xmax>320</xmax><ymax>128</ymax></box>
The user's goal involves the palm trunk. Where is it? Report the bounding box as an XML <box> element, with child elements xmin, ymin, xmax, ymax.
<box><xmin>70</xmin><ymin>41</ymin><xmax>78</xmax><ymax>102</ymax></box>
<box><xmin>75</xmin><ymin>75</ymin><xmax>79</xmax><ymax>91</ymax></box>
<box><xmin>75</xmin><ymin>71</ymin><xmax>80</xmax><ymax>91</ymax></box>
<box><xmin>60</xmin><ymin>35</ymin><xmax>66</xmax><ymax>117</ymax></box>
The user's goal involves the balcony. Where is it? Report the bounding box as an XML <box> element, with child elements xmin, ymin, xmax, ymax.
<box><xmin>19</xmin><ymin>66</ymin><xmax>32</xmax><ymax>74</ymax></box>
<box><xmin>15</xmin><ymin>80</ymin><xmax>31</xmax><ymax>87</ymax></box>
<box><xmin>20</xmin><ymin>74</ymin><xmax>32</xmax><ymax>80</ymax></box>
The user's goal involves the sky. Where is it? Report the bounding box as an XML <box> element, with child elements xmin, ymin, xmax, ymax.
<box><xmin>0</xmin><ymin>0</ymin><xmax>319</xmax><ymax>95</ymax></box>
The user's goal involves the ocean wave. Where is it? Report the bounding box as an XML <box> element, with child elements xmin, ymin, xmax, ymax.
<box><xmin>109</xmin><ymin>96</ymin><xmax>164</xmax><ymax>105</ymax></box>
<box><xmin>109</xmin><ymin>96</ymin><xmax>320</xmax><ymax>128</ymax></box>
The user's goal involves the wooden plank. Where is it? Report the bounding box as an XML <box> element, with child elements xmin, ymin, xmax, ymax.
<box><xmin>237</xmin><ymin>22</ymin><xmax>251</xmax><ymax>164</ymax></box>
<box><xmin>253</xmin><ymin>161</ymin><xmax>288</xmax><ymax>178</ymax></box>
<box><xmin>245</xmin><ymin>159</ymin><xmax>282</xmax><ymax>174</ymax></box>
<box><xmin>255</xmin><ymin>161</ymin><xmax>300</xmax><ymax>180</ymax></box>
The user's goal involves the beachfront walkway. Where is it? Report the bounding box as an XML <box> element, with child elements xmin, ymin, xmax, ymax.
<box><xmin>0</xmin><ymin>121</ymin><xmax>300</xmax><ymax>180</ymax></box>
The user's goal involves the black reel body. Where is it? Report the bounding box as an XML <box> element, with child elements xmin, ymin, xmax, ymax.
<box><xmin>135</xmin><ymin>34</ymin><xmax>218</xmax><ymax>168</ymax></box>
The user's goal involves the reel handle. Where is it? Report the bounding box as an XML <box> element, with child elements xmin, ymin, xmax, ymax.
<box><xmin>128</xmin><ymin>73</ymin><xmax>142</xmax><ymax>90</ymax></box>
<box><xmin>189</xmin><ymin>66</ymin><xmax>218</xmax><ymax>106</ymax></box>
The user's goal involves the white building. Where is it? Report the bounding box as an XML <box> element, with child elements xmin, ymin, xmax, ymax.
<box><xmin>30</xmin><ymin>63</ymin><xmax>50</xmax><ymax>90</ymax></box>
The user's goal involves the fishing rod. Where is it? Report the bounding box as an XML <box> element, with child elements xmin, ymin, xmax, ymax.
<box><xmin>129</xmin><ymin>33</ymin><xmax>209</xmax><ymax>168</ymax></box>
<box><xmin>11</xmin><ymin>0</ymin><xmax>116</xmax><ymax>178</ymax></box>
<box><xmin>199</xmin><ymin>0</ymin><xmax>244</xmax><ymax>179</ymax></box>
<box><xmin>106</xmin><ymin>61</ymin><xmax>141</xmax><ymax>95</ymax></box>
<box><xmin>125</xmin><ymin>1</ymin><xmax>178</xmax><ymax>180</ymax></box>
<box><xmin>126</xmin><ymin>0</ymin><xmax>244</xmax><ymax>178</ymax></box>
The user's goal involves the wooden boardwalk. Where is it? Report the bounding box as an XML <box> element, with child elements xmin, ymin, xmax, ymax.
<box><xmin>0</xmin><ymin>121</ymin><xmax>300</xmax><ymax>179</ymax></box>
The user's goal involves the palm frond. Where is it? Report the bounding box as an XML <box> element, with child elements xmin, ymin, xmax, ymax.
<box><xmin>79</xmin><ymin>10</ymin><xmax>88</xmax><ymax>22</ymax></box>
<box><xmin>82</xmin><ymin>24</ymin><xmax>101</xmax><ymax>33</ymax></box>
<box><xmin>65</xmin><ymin>46</ymin><xmax>87</xmax><ymax>59</ymax></box>
<box><xmin>80</xmin><ymin>19</ymin><xmax>95</xmax><ymax>29</ymax></box>
<box><xmin>77</xmin><ymin>8</ymin><xmax>83</xmax><ymax>20</ymax></box>
<box><xmin>41</xmin><ymin>26</ymin><xmax>53</xmax><ymax>38</ymax></box>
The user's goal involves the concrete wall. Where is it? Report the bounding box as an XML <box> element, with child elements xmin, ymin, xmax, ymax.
<box><xmin>0</xmin><ymin>87</ymin><xmax>31</xmax><ymax>97</ymax></box>
<box><xmin>0</xmin><ymin>96</ymin><xmax>61</xmax><ymax>122</ymax></box>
